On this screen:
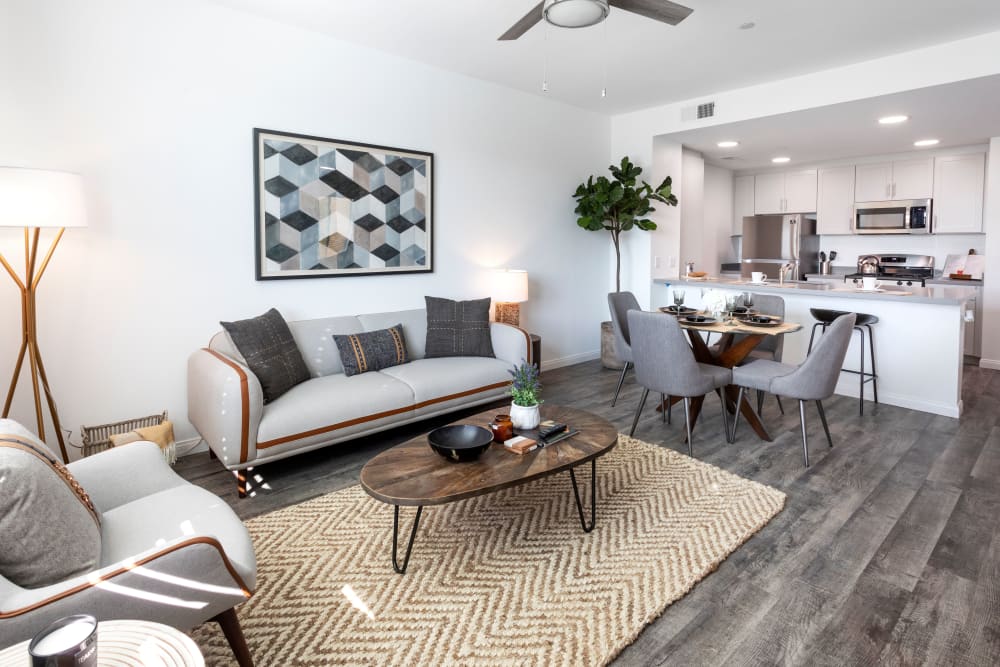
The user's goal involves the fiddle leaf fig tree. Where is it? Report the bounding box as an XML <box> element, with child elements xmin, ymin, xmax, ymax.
<box><xmin>573</xmin><ymin>156</ymin><xmax>678</xmax><ymax>292</ymax></box>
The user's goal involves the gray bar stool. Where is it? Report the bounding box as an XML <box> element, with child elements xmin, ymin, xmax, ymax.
<box><xmin>807</xmin><ymin>308</ymin><xmax>879</xmax><ymax>415</ymax></box>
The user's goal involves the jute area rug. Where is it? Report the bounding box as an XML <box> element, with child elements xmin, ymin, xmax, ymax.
<box><xmin>191</xmin><ymin>436</ymin><xmax>785</xmax><ymax>666</ymax></box>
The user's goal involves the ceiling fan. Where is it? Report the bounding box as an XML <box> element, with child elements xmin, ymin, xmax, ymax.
<box><xmin>499</xmin><ymin>0</ymin><xmax>693</xmax><ymax>41</ymax></box>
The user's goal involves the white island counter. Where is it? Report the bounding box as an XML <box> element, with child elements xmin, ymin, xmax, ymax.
<box><xmin>657</xmin><ymin>278</ymin><xmax>977</xmax><ymax>418</ymax></box>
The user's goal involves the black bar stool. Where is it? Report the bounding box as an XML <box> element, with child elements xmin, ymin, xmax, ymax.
<box><xmin>808</xmin><ymin>308</ymin><xmax>879</xmax><ymax>415</ymax></box>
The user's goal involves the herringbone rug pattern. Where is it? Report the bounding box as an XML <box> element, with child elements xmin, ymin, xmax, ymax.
<box><xmin>191</xmin><ymin>436</ymin><xmax>785</xmax><ymax>665</ymax></box>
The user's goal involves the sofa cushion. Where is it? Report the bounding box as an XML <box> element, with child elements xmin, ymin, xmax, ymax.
<box><xmin>288</xmin><ymin>315</ymin><xmax>365</xmax><ymax>378</ymax></box>
<box><xmin>221</xmin><ymin>308</ymin><xmax>310</xmax><ymax>403</ymax></box>
<box><xmin>380</xmin><ymin>357</ymin><xmax>512</xmax><ymax>410</ymax></box>
<box><xmin>256</xmin><ymin>372</ymin><xmax>416</xmax><ymax>451</ymax></box>
<box><xmin>333</xmin><ymin>324</ymin><xmax>409</xmax><ymax>377</ymax></box>
<box><xmin>358</xmin><ymin>309</ymin><xmax>429</xmax><ymax>360</ymax></box>
<box><xmin>424</xmin><ymin>296</ymin><xmax>494</xmax><ymax>358</ymax></box>
<box><xmin>0</xmin><ymin>425</ymin><xmax>102</xmax><ymax>589</ymax></box>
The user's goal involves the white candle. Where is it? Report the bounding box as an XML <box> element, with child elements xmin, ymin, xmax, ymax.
<box><xmin>32</xmin><ymin>617</ymin><xmax>95</xmax><ymax>655</ymax></box>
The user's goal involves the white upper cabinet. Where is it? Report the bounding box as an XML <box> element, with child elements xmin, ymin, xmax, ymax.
<box><xmin>933</xmin><ymin>153</ymin><xmax>986</xmax><ymax>234</ymax></box>
<box><xmin>816</xmin><ymin>166</ymin><xmax>855</xmax><ymax>235</ymax></box>
<box><xmin>733</xmin><ymin>175</ymin><xmax>755</xmax><ymax>235</ymax></box>
<box><xmin>753</xmin><ymin>170</ymin><xmax>816</xmax><ymax>214</ymax></box>
<box><xmin>784</xmin><ymin>169</ymin><xmax>818</xmax><ymax>213</ymax></box>
<box><xmin>855</xmin><ymin>158</ymin><xmax>932</xmax><ymax>201</ymax></box>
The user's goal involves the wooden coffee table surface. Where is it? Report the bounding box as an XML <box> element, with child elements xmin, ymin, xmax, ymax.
<box><xmin>360</xmin><ymin>405</ymin><xmax>617</xmax><ymax>507</ymax></box>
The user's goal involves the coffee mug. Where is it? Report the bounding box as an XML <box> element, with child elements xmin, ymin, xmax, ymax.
<box><xmin>751</xmin><ymin>272</ymin><xmax>767</xmax><ymax>284</ymax></box>
<box><xmin>861</xmin><ymin>276</ymin><xmax>881</xmax><ymax>291</ymax></box>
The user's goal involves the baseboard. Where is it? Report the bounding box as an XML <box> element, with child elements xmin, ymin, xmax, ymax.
<box><xmin>542</xmin><ymin>349</ymin><xmax>601</xmax><ymax>371</ymax></box>
<box><xmin>833</xmin><ymin>378</ymin><xmax>961</xmax><ymax>418</ymax></box>
<box><xmin>979</xmin><ymin>358</ymin><xmax>1000</xmax><ymax>371</ymax></box>
<box><xmin>176</xmin><ymin>436</ymin><xmax>207</xmax><ymax>459</ymax></box>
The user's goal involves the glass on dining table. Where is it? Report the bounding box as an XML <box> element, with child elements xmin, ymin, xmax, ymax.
<box><xmin>673</xmin><ymin>289</ymin><xmax>685</xmax><ymax>308</ymax></box>
<box><xmin>725</xmin><ymin>294</ymin><xmax>739</xmax><ymax>322</ymax></box>
<box><xmin>742</xmin><ymin>291</ymin><xmax>754</xmax><ymax>312</ymax></box>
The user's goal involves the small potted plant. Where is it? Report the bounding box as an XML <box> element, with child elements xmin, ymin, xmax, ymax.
<box><xmin>508</xmin><ymin>361</ymin><xmax>541</xmax><ymax>430</ymax></box>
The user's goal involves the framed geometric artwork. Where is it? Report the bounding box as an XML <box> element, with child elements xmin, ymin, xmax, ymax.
<box><xmin>253</xmin><ymin>128</ymin><xmax>433</xmax><ymax>280</ymax></box>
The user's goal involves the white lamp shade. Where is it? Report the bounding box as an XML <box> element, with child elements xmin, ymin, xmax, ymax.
<box><xmin>543</xmin><ymin>0</ymin><xmax>609</xmax><ymax>28</ymax></box>
<box><xmin>0</xmin><ymin>167</ymin><xmax>87</xmax><ymax>228</ymax></box>
<box><xmin>493</xmin><ymin>269</ymin><xmax>529</xmax><ymax>303</ymax></box>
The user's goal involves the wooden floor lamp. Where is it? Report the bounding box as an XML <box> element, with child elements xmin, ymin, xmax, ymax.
<box><xmin>0</xmin><ymin>168</ymin><xmax>87</xmax><ymax>463</ymax></box>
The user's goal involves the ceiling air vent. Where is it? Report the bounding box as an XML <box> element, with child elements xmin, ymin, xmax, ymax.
<box><xmin>680</xmin><ymin>100</ymin><xmax>716</xmax><ymax>122</ymax></box>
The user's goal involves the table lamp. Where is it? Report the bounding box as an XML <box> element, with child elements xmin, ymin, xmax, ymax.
<box><xmin>0</xmin><ymin>167</ymin><xmax>87</xmax><ymax>463</ymax></box>
<box><xmin>492</xmin><ymin>269</ymin><xmax>529</xmax><ymax>327</ymax></box>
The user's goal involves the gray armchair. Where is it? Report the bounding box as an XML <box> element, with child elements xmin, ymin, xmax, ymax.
<box><xmin>608</xmin><ymin>291</ymin><xmax>640</xmax><ymax>407</ymax></box>
<box><xmin>627</xmin><ymin>311</ymin><xmax>732</xmax><ymax>455</ymax></box>
<box><xmin>732</xmin><ymin>312</ymin><xmax>856</xmax><ymax>466</ymax></box>
<box><xmin>0</xmin><ymin>426</ymin><xmax>256</xmax><ymax>665</ymax></box>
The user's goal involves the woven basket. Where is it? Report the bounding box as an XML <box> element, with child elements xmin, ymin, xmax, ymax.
<box><xmin>79</xmin><ymin>411</ymin><xmax>168</xmax><ymax>458</ymax></box>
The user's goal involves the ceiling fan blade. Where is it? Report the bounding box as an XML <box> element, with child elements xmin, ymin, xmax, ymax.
<box><xmin>498</xmin><ymin>1</ymin><xmax>544</xmax><ymax>40</ymax></box>
<box><xmin>609</xmin><ymin>0</ymin><xmax>693</xmax><ymax>26</ymax></box>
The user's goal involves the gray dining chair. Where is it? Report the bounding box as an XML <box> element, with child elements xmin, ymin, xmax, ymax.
<box><xmin>608</xmin><ymin>291</ymin><xmax>640</xmax><ymax>407</ymax></box>
<box><xmin>627</xmin><ymin>310</ymin><xmax>732</xmax><ymax>456</ymax></box>
<box><xmin>731</xmin><ymin>312</ymin><xmax>856</xmax><ymax>466</ymax></box>
<box><xmin>744</xmin><ymin>293</ymin><xmax>786</xmax><ymax>415</ymax></box>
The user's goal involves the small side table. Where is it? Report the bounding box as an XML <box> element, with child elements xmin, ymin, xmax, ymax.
<box><xmin>530</xmin><ymin>334</ymin><xmax>541</xmax><ymax>370</ymax></box>
<box><xmin>0</xmin><ymin>619</ymin><xmax>204</xmax><ymax>667</ymax></box>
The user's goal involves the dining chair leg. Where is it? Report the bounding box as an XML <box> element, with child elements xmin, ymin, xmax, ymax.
<box><xmin>683</xmin><ymin>397</ymin><xmax>694</xmax><ymax>457</ymax></box>
<box><xmin>816</xmin><ymin>400</ymin><xmax>833</xmax><ymax>448</ymax></box>
<box><xmin>717</xmin><ymin>390</ymin><xmax>731</xmax><ymax>444</ymax></box>
<box><xmin>799</xmin><ymin>399</ymin><xmax>810</xmax><ymax>467</ymax></box>
<box><xmin>756</xmin><ymin>389</ymin><xmax>764</xmax><ymax>415</ymax></box>
<box><xmin>667</xmin><ymin>399</ymin><xmax>672</xmax><ymax>425</ymax></box>
<box><xmin>611</xmin><ymin>362</ymin><xmax>630</xmax><ymax>407</ymax></box>
<box><xmin>775</xmin><ymin>395</ymin><xmax>785</xmax><ymax>415</ymax></box>
<box><xmin>731</xmin><ymin>386</ymin><xmax>745</xmax><ymax>442</ymax></box>
<box><xmin>661</xmin><ymin>393</ymin><xmax>666</xmax><ymax>423</ymax></box>
<box><xmin>629</xmin><ymin>388</ymin><xmax>649</xmax><ymax>437</ymax></box>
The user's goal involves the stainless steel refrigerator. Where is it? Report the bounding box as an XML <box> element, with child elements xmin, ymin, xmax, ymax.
<box><xmin>740</xmin><ymin>214</ymin><xmax>819</xmax><ymax>281</ymax></box>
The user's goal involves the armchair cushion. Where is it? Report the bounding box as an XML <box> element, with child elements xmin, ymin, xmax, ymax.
<box><xmin>221</xmin><ymin>307</ymin><xmax>310</xmax><ymax>403</ymax></box>
<box><xmin>0</xmin><ymin>430</ymin><xmax>101</xmax><ymax>589</ymax></box>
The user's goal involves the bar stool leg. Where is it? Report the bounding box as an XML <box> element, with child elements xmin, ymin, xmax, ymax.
<box><xmin>857</xmin><ymin>326</ymin><xmax>865</xmax><ymax>416</ymax></box>
<box><xmin>867</xmin><ymin>324</ymin><xmax>878</xmax><ymax>404</ymax></box>
<box><xmin>807</xmin><ymin>322</ymin><xmax>823</xmax><ymax>353</ymax></box>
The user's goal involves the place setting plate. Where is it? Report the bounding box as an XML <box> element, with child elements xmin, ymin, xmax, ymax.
<box><xmin>738</xmin><ymin>315</ymin><xmax>783</xmax><ymax>327</ymax></box>
<box><xmin>682</xmin><ymin>314</ymin><xmax>717</xmax><ymax>326</ymax></box>
<box><xmin>659</xmin><ymin>305</ymin><xmax>698</xmax><ymax>315</ymax></box>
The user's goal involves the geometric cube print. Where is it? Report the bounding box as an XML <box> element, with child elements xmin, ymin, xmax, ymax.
<box><xmin>256</xmin><ymin>130</ymin><xmax>432</xmax><ymax>278</ymax></box>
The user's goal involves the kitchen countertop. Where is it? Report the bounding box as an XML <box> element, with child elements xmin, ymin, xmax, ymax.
<box><xmin>660</xmin><ymin>277</ymin><xmax>976</xmax><ymax>306</ymax></box>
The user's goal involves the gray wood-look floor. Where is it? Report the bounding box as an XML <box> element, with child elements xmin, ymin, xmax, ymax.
<box><xmin>175</xmin><ymin>360</ymin><xmax>1000</xmax><ymax>666</ymax></box>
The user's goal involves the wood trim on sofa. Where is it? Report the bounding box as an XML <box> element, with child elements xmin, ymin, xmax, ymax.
<box><xmin>256</xmin><ymin>380</ymin><xmax>509</xmax><ymax>449</ymax></box>
<box><xmin>203</xmin><ymin>348</ymin><xmax>251</xmax><ymax>464</ymax></box>
<box><xmin>0</xmin><ymin>536</ymin><xmax>252</xmax><ymax>619</ymax></box>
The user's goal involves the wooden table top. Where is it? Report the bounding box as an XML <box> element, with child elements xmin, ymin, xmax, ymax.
<box><xmin>360</xmin><ymin>405</ymin><xmax>617</xmax><ymax>507</ymax></box>
<box><xmin>661</xmin><ymin>309</ymin><xmax>802</xmax><ymax>336</ymax></box>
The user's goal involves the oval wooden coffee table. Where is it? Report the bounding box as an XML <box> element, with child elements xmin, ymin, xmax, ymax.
<box><xmin>360</xmin><ymin>405</ymin><xmax>617</xmax><ymax>574</ymax></box>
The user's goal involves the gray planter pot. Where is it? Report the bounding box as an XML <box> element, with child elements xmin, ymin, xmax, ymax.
<box><xmin>600</xmin><ymin>321</ymin><xmax>625</xmax><ymax>370</ymax></box>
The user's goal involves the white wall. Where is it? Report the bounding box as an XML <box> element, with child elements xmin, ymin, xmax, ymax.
<box><xmin>704</xmin><ymin>164</ymin><xmax>736</xmax><ymax>266</ymax></box>
<box><xmin>679</xmin><ymin>149</ymin><xmax>705</xmax><ymax>276</ymax></box>
<box><xmin>982</xmin><ymin>137</ymin><xmax>1000</xmax><ymax>369</ymax></box>
<box><xmin>0</xmin><ymin>0</ymin><xmax>611</xmax><ymax>457</ymax></box>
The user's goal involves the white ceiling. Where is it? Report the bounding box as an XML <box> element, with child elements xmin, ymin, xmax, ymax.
<box><xmin>208</xmin><ymin>0</ymin><xmax>1000</xmax><ymax>114</ymax></box>
<box><xmin>665</xmin><ymin>75</ymin><xmax>1000</xmax><ymax>171</ymax></box>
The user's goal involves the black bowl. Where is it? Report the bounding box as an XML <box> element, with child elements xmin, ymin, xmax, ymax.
<box><xmin>427</xmin><ymin>425</ymin><xmax>494</xmax><ymax>462</ymax></box>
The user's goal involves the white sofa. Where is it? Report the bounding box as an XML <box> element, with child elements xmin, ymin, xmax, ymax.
<box><xmin>188</xmin><ymin>308</ymin><xmax>530</xmax><ymax>495</ymax></box>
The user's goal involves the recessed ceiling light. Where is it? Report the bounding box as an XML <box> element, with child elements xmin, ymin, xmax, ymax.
<box><xmin>914</xmin><ymin>139</ymin><xmax>940</xmax><ymax>147</ymax></box>
<box><xmin>739</xmin><ymin>22</ymin><xmax>755</xmax><ymax>30</ymax></box>
<box><xmin>772</xmin><ymin>156</ymin><xmax>790</xmax><ymax>163</ymax></box>
<box><xmin>878</xmin><ymin>115</ymin><xmax>909</xmax><ymax>125</ymax></box>
<box><xmin>717</xmin><ymin>141</ymin><xmax>739</xmax><ymax>148</ymax></box>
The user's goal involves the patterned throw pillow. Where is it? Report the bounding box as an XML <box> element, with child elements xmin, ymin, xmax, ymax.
<box><xmin>0</xmin><ymin>430</ymin><xmax>102</xmax><ymax>589</ymax></box>
<box><xmin>221</xmin><ymin>308</ymin><xmax>311</xmax><ymax>403</ymax></box>
<box><xmin>424</xmin><ymin>296</ymin><xmax>495</xmax><ymax>358</ymax></box>
<box><xmin>333</xmin><ymin>324</ymin><xmax>409</xmax><ymax>377</ymax></box>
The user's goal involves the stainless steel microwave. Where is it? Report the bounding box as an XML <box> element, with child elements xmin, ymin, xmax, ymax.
<box><xmin>853</xmin><ymin>199</ymin><xmax>932</xmax><ymax>234</ymax></box>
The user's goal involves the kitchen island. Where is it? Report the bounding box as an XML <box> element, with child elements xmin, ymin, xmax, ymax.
<box><xmin>656</xmin><ymin>278</ymin><xmax>978</xmax><ymax>418</ymax></box>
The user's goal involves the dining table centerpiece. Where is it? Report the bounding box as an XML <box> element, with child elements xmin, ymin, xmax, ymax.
<box><xmin>508</xmin><ymin>360</ymin><xmax>541</xmax><ymax>430</ymax></box>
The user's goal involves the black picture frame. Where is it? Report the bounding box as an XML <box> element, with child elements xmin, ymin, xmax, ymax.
<box><xmin>253</xmin><ymin>128</ymin><xmax>434</xmax><ymax>280</ymax></box>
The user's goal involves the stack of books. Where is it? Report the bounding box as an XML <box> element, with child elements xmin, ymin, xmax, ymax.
<box><xmin>501</xmin><ymin>420</ymin><xmax>578</xmax><ymax>455</ymax></box>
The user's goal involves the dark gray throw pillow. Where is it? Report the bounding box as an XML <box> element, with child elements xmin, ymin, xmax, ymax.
<box><xmin>221</xmin><ymin>308</ymin><xmax>310</xmax><ymax>403</ymax></box>
<box><xmin>424</xmin><ymin>296</ymin><xmax>495</xmax><ymax>358</ymax></box>
<box><xmin>333</xmin><ymin>324</ymin><xmax>409</xmax><ymax>377</ymax></box>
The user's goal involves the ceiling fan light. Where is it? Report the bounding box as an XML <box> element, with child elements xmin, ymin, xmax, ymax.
<box><xmin>543</xmin><ymin>0</ymin><xmax>610</xmax><ymax>29</ymax></box>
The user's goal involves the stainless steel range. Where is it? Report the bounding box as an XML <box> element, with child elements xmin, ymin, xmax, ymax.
<box><xmin>844</xmin><ymin>253</ymin><xmax>935</xmax><ymax>287</ymax></box>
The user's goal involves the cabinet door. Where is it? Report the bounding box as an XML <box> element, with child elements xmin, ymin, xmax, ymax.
<box><xmin>933</xmin><ymin>153</ymin><xmax>985</xmax><ymax>234</ymax></box>
<box><xmin>754</xmin><ymin>172</ymin><xmax>784</xmax><ymax>214</ymax></box>
<box><xmin>892</xmin><ymin>157</ymin><xmax>934</xmax><ymax>199</ymax></box>
<box><xmin>855</xmin><ymin>162</ymin><xmax>892</xmax><ymax>201</ymax></box>
<box><xmin>816</xmin><ymin>166</ymin><xmax>855</xmax><ymax>235</ymax></box>
<box><xmin>784</xmin><ymin>169</ymin><xmax>818</xmax><ymax>213</ymax></box>
<box><xmin>733</xmin><ymin>175</ymin><xmax>755</xmax><ymax>235</ymax></box>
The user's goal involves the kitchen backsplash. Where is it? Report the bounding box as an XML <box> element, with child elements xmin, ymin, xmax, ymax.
<box><xmin>818</xmin><ymin>233</ymin><xmax>985</xmax><ymax>270</ymax></box>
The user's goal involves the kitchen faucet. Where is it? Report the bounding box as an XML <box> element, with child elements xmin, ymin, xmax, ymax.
<box><xmin>779</xmin><ymin>262</ymin><xmax>795</xmax><ymax>285</ymax></box>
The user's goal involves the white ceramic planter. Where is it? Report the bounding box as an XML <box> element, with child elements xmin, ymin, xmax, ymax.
<box><xmin>509</xmin><ymin>403</ymin><xmax>540</xmax><ymax>430</ymax></box>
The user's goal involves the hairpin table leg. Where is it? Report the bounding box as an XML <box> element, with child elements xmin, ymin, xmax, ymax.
<box><xmin>392</xmin><ymin>505</ymin><xmax>423</xmax><ymax>574</ymax></box>
<box><xmin>569</xmin><ymin>459</ymin><xmax>597</xmax><ymax>533</ymax></box>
